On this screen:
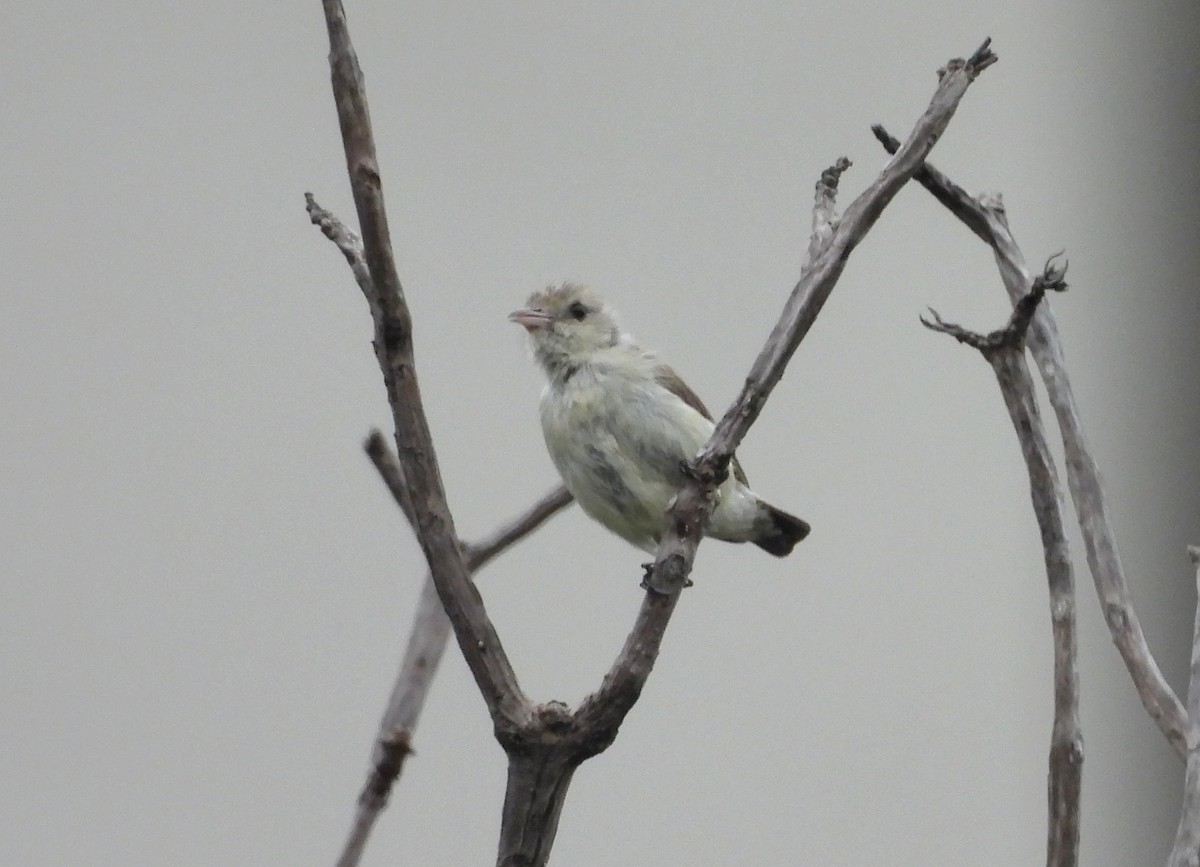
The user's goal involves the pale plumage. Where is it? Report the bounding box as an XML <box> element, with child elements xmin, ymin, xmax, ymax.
<box><xmin>510</xmin><ymin>284</ymin><xmax>809</xmax><ymax>556</ymax></box>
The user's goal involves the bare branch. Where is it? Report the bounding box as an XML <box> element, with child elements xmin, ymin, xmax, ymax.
<box><xmin>807</xmin><ymin>157</ymin><xmax>853</xmax><ymax>266</ymax></box>
<box><xmin>313</xmin><ymin>17</ymin><xmax>996</xmax><ymax>866</ymax></box>
<box><xmin>335</xmin><ymin>483</ymin><xmax>571</xmax><ymax>867</ymax></box>
<box><xmin>306</xmin><ymin>192</ymin><xmax>374</xmax><ymax>306</ymax></box>
<box><xmin>318</xmin><ymin>0</ymin><xmax>532</xmax><ymax>734</ymax></box>
<box><xmin>871</xmin><ymin>125</ymin><xmax>992</xmax><ymax>244</ymax></box>
<box><xmin>364</xmin><ymin>428</ymin><xmax>416</xmax><ymax>531</ymax></box>
<box><xmin>875</xmin><ymin>125</ymin><xmax>1197</xmax><ymax>759</ymax></box>
<box><xmin>691</xmin><ymin>40</ymin><xmax>997</xmax><ymax>491</ymax></box>
<box><xmin>336</xmin><ymin>729</ymin><xmax>411</xmax><ymax>867</ymax></box>
<box><xmin>925</xmin><ymin>279</ymin><xmax>1082</xmax><ymax>867</ymax></box>
<box><xmin>578</xmin><ymin>36</ymin><xmax>997</xmax><ymax>736</ymax></box>
<box><xmin>638</xmin><ymin>39</ymin><xmax>996</xmax><ymax>599</ymax></box>
<box><xmin>1168</xmin><ymin>547</ymin><xmax>1200</xmax><ymax>867</ymax></box>
<box><xmin>920</xmin><ymin>256</ymin><xmax>1069</xmax><ymax>352</ymax></box>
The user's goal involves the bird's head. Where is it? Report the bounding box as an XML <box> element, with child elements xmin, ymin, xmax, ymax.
<box><xmin>509</xmin><ymin>284</ymin><xmax>627</xmax><ymax>377</ymax></box>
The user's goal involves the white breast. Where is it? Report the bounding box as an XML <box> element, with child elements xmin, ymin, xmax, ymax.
<box><xmin>538</xmin><ymin>358</ymin><xmax>714</xmax><ymax>550</ymax></box>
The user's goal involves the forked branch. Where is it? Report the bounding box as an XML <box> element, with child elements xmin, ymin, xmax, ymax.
<box><xmin>335</xmin><ymin>434</ymin><xmax>569</xmax><ymax>867</ymax></box>
<box><xmin>875</xmin><ymin>125</ymin><xmax>1197</xmax><ymax>760</ymax></box>
<box><xmin>924</xmin><ymin>267</ymin><xmax>1081</xmax><ymax>867</ymax></box>
<box><xmin>310</xmin><ymin>8</ymin><xmax>997</xmax><ymax>864</ymax></box>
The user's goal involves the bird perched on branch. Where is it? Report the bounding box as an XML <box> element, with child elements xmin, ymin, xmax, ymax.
<box><xmin>509</xmin><ymin>284</ymin><xmax>809</xmax><ymax>557</ymax></box>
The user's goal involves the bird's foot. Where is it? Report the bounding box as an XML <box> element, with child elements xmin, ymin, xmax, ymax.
<box><xmin>640</xmin><ymin>561</ymin><xmax>692</xmax><ymax>590</ymax></box>
<box><xmin>679</xmin><ymin>457</ymin><xmax>729</xmax><ymax>487</ymax></box>
<box><xmin>640</xmin><ymin>562</ymin><xmax>654</xmax><ymax>589</ymax></box>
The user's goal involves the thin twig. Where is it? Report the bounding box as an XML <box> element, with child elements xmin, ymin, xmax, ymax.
<box><xmin>807</xmin><ymin>157</ymin><xmax>853</xmax><ymax>267</ymax></box>
<box><xmin>1167</xmin><ymin>547</ymin><xmax>1200</xmax><ymax>867</ymax></box>
<box><xmin>465</xmin><ymin>486</ymin><xmax>575</xmax><ymax>571</ymax></box>
<box><xmin>924</xmin><ymin>273</ymin><xmax>1081</xmax><ymax>867</ymax></box>
<box><xmin>363</xmin><ymin>429</ymin><xmax>416</xmax><ymax>531</ymax></box>
<box><xmin>874</xmin><ymin>124</ymin><xmax>1197</xmax><ymax>760</ymax></box>
<box><xmin>305</xmin><ymin>193</ymin><xmax>374</xmax><ymax>308</ymax></box>
<box><xmin>870</xmin><ymin>126</ymin><xmax>992</xmax><ymax>244</ymax></box>
<box><xmin>920</xmin><ymin>255</ymin><xmax>1069</xmax><ymax>352</ymax></box>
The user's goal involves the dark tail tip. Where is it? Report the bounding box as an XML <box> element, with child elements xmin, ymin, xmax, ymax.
<box><xmin>754</xmin><ymin>505</ymin><xmax>811</xmax><ymax>557</ymax></box>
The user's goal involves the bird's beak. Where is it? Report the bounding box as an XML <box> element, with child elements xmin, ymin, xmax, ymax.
<box><xmin>508</xmin><ymin>308</ymin><xmax>552</xmax><ymax>331</ymax></box>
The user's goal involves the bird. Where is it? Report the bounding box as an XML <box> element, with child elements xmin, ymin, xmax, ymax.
<box><xmin>509</xmin><ymin>283</ymin><xmax>809</xmax><ymax>557</ymax></box>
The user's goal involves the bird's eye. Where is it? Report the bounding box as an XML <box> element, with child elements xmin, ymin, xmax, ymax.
<box><xmin>568</xmin><ymin>301</ymin><xmax>588</xmax><ymax>321</ymax></box>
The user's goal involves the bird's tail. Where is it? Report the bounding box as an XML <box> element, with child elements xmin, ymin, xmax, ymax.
<box><xmin>753</xmin><ymin>503</ymin><xmax>811</xmax><ymax>557</ymax></box>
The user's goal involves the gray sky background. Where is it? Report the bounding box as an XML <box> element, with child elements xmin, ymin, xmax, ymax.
<box><xmin>4</xmin><ymin>2</ymin><xmax>1199</xmax><ymax>865</ymax></box>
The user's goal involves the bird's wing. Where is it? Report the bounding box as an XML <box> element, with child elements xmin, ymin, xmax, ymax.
<box><xmin>652</xmin><ymin>363</ymin><xmax>749</xmax><ymax>486</ymax></box>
